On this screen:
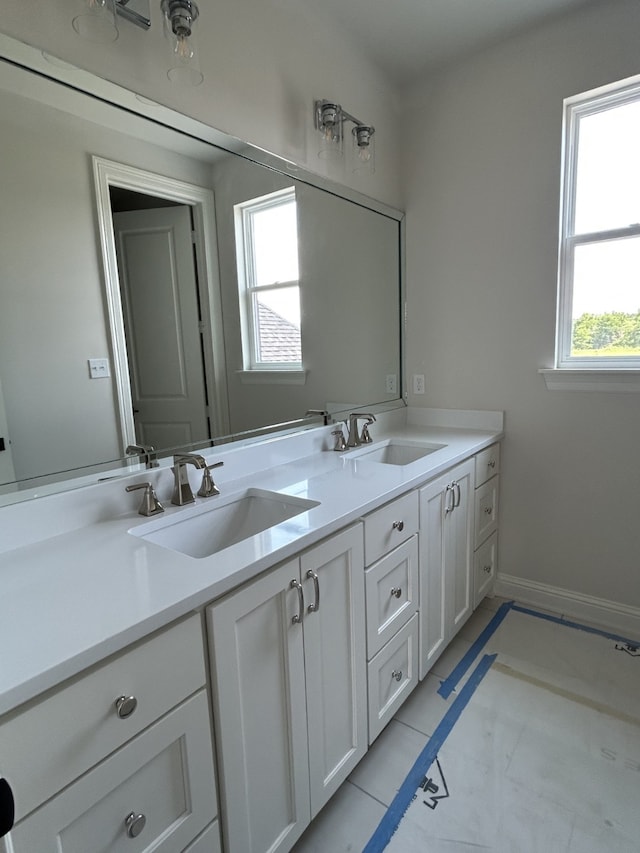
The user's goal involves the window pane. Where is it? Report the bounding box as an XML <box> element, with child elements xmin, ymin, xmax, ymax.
<box><xmin>574</xmin><ymin>100</ymin><xmax>640</xmax><ymax>234</ymax></box>
<box><xmin>252</xmin><ymin>201</ymin><xmax>299</xmax><ymax>287</ymax></box>
<box><xmin>571</xmin><ymin>237</ymin><xmax>640</xmax><ymax>357</ymax></box>
<box><xmin>255</xmin><ymin>287</ymin><xmax>302</xmax><ymax>363</ymax></box>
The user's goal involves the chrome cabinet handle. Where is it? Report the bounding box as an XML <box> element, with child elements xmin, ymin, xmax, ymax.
<box><xmin>390</xmin><ymin>587</ymin><xmax>402</xmax><ymax>599</ymax></box>
<box><xmin>453</xmin><ymin>482</ymin><xmax>461</xmax><ymax>508</ymax></box>
<box><xmin>483</xmin><ymin>565</ymin><xmax>492</xmax><ymax>574</ymax></box>
<box><xmin>307</xmin><ymin>570</ymin><xmax>320</xmax><ymax>613</ymax></box>
<box><xmin>484</xmin><ymin>506</ymin><xmax>493</xmax><ymax>515</ymax></box>
<box><xmin>445</xmin><ymin>484</ymin><xmax>454</xmax><ymax>515</ymax></box>
<box><xmin>488</xmin><ymin>459</ymin><xmax>496</xmax><ymax>469</ymax></box>
<box><xmin>392</xmin><ymin>520</ymin><xmax>404</xmax><ymax>532</ymax></box>
<box><xmin>125</xmin><ymin>812</ymin><xmax>146</xmax><ymax>839</ymax></box>
<box><xmin>115</xmin><ymin>695</ymin><xmax>138</xmax><ymax>719</ymax></box>
<box><xmin>290</xmin><ymin>579</ymin><xmax>304</xmax><ymax>624</ymax></box>
<box><xmin>391</xmin><ymin>669</ymin><xmax>403</xmax><ymax>682</ymax></box>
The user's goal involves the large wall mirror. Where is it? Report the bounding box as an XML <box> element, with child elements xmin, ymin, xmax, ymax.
<box><xmin>0</xmin><ymin>38</ymin><xmax>404</xmax><ymax>498</ymax></box>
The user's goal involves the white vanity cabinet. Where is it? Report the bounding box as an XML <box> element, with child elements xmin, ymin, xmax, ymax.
<box><xmin>1</xmin><ymin>615</ymin><xmax>220</xmax><ymax>852</ymax></box>
<box><xmin>207</xmin><ymin>523</ymin><xmax>367</xmax><ymax>853</ymax></box>
<box><xmin>473</xmin><ymin>443</ymin><xmax>500</xmax><ymax>607</ymax></box>
<box><xmin>363</xmin><ymin>492</ymin><xmax>420</xmax><ymax>741</ymax></box>
<box><xmin>419</xmin><ymin>458</ymin><xmax>475</xmax><ymax>679</ymax></box>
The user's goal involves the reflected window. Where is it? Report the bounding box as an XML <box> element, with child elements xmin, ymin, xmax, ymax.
<box><xmin>235</xmin><ymin>188</ymin><xmax>302</xmax><ymax>370</ymax></box>
<box><xmin>557</xmin><ymin>80</ymin><xmax>640</xmax><ymax>367</ymax></box>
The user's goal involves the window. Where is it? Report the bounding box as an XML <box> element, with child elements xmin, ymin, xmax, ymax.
<box><xmin>556</xmin><ymin>78</ymin><xmax>640</xmax><ymax>370</ymax></box>
<box><xmin>234</xmin><ymin>188</ymin><xmax>302</xmax><ymax>373</ymax></box>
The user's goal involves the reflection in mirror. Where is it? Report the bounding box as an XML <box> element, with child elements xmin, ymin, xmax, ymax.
<box><xmin>0</xmin><ymin>47</ymin><xmax>403</xmax><ymax>496</ymax></box>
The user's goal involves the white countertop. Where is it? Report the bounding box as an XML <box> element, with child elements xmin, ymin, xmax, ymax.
<box><xmin>0</xmin><ymin>409</ymin><xmax>502</xmax><ymax>717</ymax></box>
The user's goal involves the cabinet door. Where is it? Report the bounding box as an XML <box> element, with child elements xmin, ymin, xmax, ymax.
<box><xmin>446</xmin><ymin>458</ymin><xmax>474</xmax><ymax>636</ymax></box>
<box><xmin>301</xmin><ymin>524</ymin><xmax>367</xmax><ymax>818</ymax></box>
<box><xmin>419</xmin><ymin>459</ymin><xmax>475</xmax><ymax>680</ymax></box>
<box><xmin>419</xmin><ymin>471</ymin><xmax>449</xmax><ymax>680</ymax></box>
<box><xmin>207</xmin><ymin>559</ymin><xmax>310</xmax><ymax>853</ymax></box>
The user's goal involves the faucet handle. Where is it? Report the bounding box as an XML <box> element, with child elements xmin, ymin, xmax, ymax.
<box><xmin>331</xmin><ymin>427</ymin><xmax>347</xmax><ymax>452</ymax></box>
<box><xmin>126</xmin><ymin>482</ymin><xmax>164</xmax><ymax>517</ymax></box>
<box><xmin>359</xmin><ymin>413</ymin><xmax>376</xmax><ymax>444</ymax></box>
<box><xmin>198</xmin><ymin>461</ymin><xmax>224</xmax><ymax>498</ymax></box>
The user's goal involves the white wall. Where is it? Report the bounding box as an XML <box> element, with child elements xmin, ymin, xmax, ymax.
<box><xmin>0</xmin><ymin>0</ymin><xmax>401</xmax><ymax>208</ymax></box>
<box><xmin>402</xmin><ymin>0</ymin><xmax>640</xmax><ymax>610</ymax></box>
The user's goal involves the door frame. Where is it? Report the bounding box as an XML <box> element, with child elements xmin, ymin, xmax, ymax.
<box><xmin>92</xmin><ymin>156</ymin><xmax>230</xmax><ymax>451</ymax></box>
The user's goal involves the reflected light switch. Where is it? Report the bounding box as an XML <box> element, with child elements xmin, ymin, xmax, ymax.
<box><xmin>88</xmin><ymin>358</ymin><xmax>111</xmax><ymax>379</ymax></box>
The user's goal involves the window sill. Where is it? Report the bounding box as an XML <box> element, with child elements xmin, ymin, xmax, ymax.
<box><xmin>237</xmin><ymin>370</ymin><xmax>307</xmax><ymax>386</ymax></box>
<box><xmin>539</xmin><ymin>368</ymin><xmax>640</xmax><ymax>392</ymax></box>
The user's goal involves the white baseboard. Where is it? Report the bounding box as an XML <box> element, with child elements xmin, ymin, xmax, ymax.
<box><xmin>494</xmin><ymin>573</ymin><xmax>640</xmax><ymax>641</ymax></box>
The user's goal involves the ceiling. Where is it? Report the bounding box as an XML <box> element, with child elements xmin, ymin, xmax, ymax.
<box><xmin>295</xmin><ymin>0</ymin><xmax>602</xmax><ymax>85</ymax></box>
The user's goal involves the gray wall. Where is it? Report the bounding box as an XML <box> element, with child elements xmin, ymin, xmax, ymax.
<box><xmin>402</xmin><ymin>0</ymin><xmax>640</xmax><ymax>608</ymax></box>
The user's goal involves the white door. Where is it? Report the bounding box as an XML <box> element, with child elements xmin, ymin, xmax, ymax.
<box><xmin>301</xmin><ymin>524</ymin><xmax>367</xmax><ymax>816</ymax></box>
<box><xmin>446</xmin><ymin>458</ymin><xmax>474</xmax><ymax>635</ymax></box>
<box><xmin>419</xmin><ymin>472</ymin><xmax>449</xmax><ymax>679</ymax></box>
<box><xmin>113</xmin><ymin>206</ymin><xmax>210</xmax><ymax>452</ymax></box>
<box><xmin>207</xmin><ymin>559</ymin><xmax>311</xmax><ymax>853</ymax></box>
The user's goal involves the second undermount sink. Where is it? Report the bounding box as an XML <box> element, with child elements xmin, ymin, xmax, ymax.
<box><xmin>352</xmin><ymin>440</ymin><xmax>446</xmax><ymax>466</ymax></box>
<box><xmin>130</xmin><ymin>488</ymin><xmax>320</xmax><ymax>559</ymax></box>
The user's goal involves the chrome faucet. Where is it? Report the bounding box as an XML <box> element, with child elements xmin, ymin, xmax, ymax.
<box><xmin>171</xmin><ymin>453</ymin><xmax>207</xmax><ymax>506</ymax></box>
<box><xmin>346</xmin><ymin>413</ymin><xmax>377</xmax><ymax>447</ymax></box>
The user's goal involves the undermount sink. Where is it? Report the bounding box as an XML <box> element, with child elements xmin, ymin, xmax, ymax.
<box><xmin>351</xmin><ymin>440</ymin><xmax>446</xmax><ymax>466</ymax></box>
<box><xmin>130</xmin><ymin>488</ymin><xmax>320</xmax><ymax>559</ymax></box>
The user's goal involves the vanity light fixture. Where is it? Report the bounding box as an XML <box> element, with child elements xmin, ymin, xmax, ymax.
<box><xmin>72</xmin><ymin>0</ymin><xmax>152</xmax><ymax>41</ymax></box>
<box><xmin>161</xmin><ymin>0</ymin><xmax>203</xmax><ymax>86</ymax></box>
<box><xmin>314</xmin><ymin>99</ymin><xmax>376</xmax><ymax>175</ymax></box>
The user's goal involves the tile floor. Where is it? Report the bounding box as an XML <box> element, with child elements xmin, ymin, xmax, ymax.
<box><xmin>291</xmin><ymin>597</ymin><xmax>640</xmax><ymax>853</ymax></box>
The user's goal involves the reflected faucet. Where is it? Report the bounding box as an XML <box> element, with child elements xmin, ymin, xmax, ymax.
<box><xmin>126</xmin><ymin>443</ymin><xmax>158</xmax><ymax>469</ymax></box>
<box><xmin>346</xmin><ymin>413</ymin><xmax>376</xmax><ymax>447</ymax></box>
<box><xmin>171</xmin><ymin>453</ymin><xmax>207</xmax><ymax>505</ymax></box>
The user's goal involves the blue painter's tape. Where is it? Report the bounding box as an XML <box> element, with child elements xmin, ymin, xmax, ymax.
<box><xmin>438</xmin><ymin>600</ymin><xmax>513</xmax><ymax>700</ymax></box>
<box><xmin>511</xmin><ymin>604</ymin><xmax>639</xmax><ymax>646</ymax></box>
<box><xmin>363</xmin><ymin>653</ymin><xmax>497</xmax><ymax>853</ymax></box>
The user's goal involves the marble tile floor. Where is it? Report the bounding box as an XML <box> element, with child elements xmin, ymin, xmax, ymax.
<box><xmin>291</xmin><ymin>597</ymin><xmax>640</xmax><ymax>853</ymax></box>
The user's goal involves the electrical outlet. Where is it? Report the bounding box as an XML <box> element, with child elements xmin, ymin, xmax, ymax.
<box><xmin>412</xmin><ymin>374</ymin><xmax>425</xmax><ymax>394</ymax></box>
<box><xmin>88</xmin><ymin>358</ymin><xmax>111</xmax><ymax>379</ymax></box>
<box><xmin>385</xmin><ymin>374</ymin><xmax>397</xmax><ymax>394</ymax></box>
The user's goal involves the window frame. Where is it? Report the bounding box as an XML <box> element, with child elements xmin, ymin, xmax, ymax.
<box><xmin>556</xmin><ymin>76</ymin><xmax>640</xmax><ymax>371</ymax></box>
<box><xmin>234</xmin><ymin>187</ymin><xmax>302</xmax><ymax>373</ymax></box>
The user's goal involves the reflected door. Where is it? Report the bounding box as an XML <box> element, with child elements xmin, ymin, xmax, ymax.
<box><xmin>113</xmin><ymin>206</ymin><xmax>210</xmax><ymax>451</ymax></box>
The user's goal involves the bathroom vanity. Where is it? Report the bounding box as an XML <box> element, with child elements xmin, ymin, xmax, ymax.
<box><xmin>0</xmin><ymin>407</ymin><xmax>502</xmax><ymax>853</ymax></box>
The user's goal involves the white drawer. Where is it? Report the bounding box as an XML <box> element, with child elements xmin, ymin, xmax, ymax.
<box><xmin>474</xmin><ymin>474</ymin><xmax>499</xmax><ymax>546</ymax></box>
<box><xmin>1</xmin><ymin>614</ymin><xmax>206</xmax><ymax>821</ymax></box>
<box><xmin>8</xmin><ymin>690</ymin><xmax>217</xmax><ymax>853</ymax></box>
<box><xmin>365</xmin><ymin>536</ymin><xmax>418</xmax><ymax>659</ymax></box>
<box><xmin>363</xmin><ymin>491</ymin><xmax>418</xmax><ymax>565</ymax></box>
<box><xmin>184</xmin><ymin>819</ymin><xmax>222</xmax><ymax>853</ymax></box>
<box><xmin>475</xmin><ymin>443</ymin><xmax>500</xmax><ymax>487</ymax></box>
<box><xmin>474</xmin><ymin>532</ymin><xmax>498</xmax><ymax>608</ymax></box>
<box><xmin>367</xmin><ymin>614</ymin><xmax>419</xmax><ymax>743</ymax></box>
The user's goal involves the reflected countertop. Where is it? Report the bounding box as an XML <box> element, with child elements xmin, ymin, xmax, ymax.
<box><xmin>0</xmin><ymin>411</ymin><xmax>503</xmax><ymax>717</ymax></box>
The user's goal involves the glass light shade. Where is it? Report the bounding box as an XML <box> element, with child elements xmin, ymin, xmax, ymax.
<box><xmin>162</xmin><ymin>0</ymin><xmax>204</xmax><ymax>86</ymax></box>
<box><xmin>352</xmin><ymin>125</ymin><xmax>375</xmax><ymax>175</ymax></box>
<box><xmin>316</xmin><ymin>101</ymin><xmax>343</xmax><ymax>159</ymax></box>
<box><xmin>72</xmin><ymin>0</ymin><xmax>118</xmax><ymax>43</ymax></box>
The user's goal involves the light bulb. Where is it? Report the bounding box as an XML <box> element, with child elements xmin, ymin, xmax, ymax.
<box><xmin>174</xmin><ymin>34</ymin><xmax>194</xmax><ymax>61</ymax></box>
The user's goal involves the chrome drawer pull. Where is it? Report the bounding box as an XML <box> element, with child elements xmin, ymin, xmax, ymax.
<box><xmin>484</xmin><ymin>507</ymin><xmax>493</xmax><ymax>515</ymax></box>
<box><xmin>392</xmin><ymin>520</ymin><xmax>404</xmax><ymax>532</ymax></box>
<box><xmin>483</xmin><ymin>565</ymin><xmax>492</xmax><ymax>574</ymax></box>
<box><xmin>125</xmin><ymin>812</ymin><xmax>146</xmax><ymax>838</ymax></box>
<box><xmin>488</xmin><ymin>459</ymin><xmax>496</xmax><ymax>469</ymax></box>
<box><xmin>390</xmin><ymin>587</ymin><xmax>402</xmax><ymax>599</ymax></box>
<box><xmin>290</xmin><ymin>579</ymin><xmax>304</xmax><ymax>624</ymax></box>
<box><xmin>391</xmin><ymin>669</ymin><xmax>403</xmax><ymax>682</ymax></box>
<box><xmin>114</xmin><ymin>696</ymin><xmax>138</xmax><ymax>719</ymax></box>
<box><xmin>307</xmin><ymin>570</ymin><xmax>320</xmax><ymax>613</ymax></box>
